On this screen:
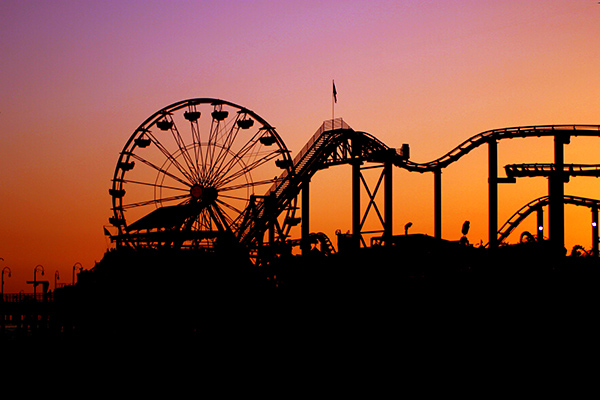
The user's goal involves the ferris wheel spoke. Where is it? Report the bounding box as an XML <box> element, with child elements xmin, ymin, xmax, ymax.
<box><xmin>120</xmin><ymin>193</ymin><xmax>190</xmax><ymax>210</ymax></box>
<box><xmin>231</xmin><ymin>129</ymin><xmax>263</xmax><ymax>159</ymax></box>
<box><xmin>205</xmin><ymin>204</ymin><xmax>228</xmax><ymax>232</ymax></box>
<box><xmin>166</xmin><ymin>119</ymin><xmax>200</xmax><ymax>182</ymax></box>
<box><xmin>189</xmin><ymin>119</ymin><xmax>204</xmax><ymax>179</ymax></box>
<box><xmin>213</xmin><ymin>201</ymin><xmax>238</xmax><ymax>228</ymax></box>
<box><xmin>219</xmin><ymin>129</ymin><xmax>261</xmax><ymax>168</ymax></box>
<box><xmin>206</xmin><ymin>118</ymin><xmax>222</xmax><ymax>173</ymax></box>
<box><xmin>202</xmin><ymin>209</ymin><xmax>215</xmax><ymax>230</ymax></box>
<box><xmin>185</xmin><ymin>209</ymin><xmax>208</xmax><ymax>231</ymax></box>
<box><xmin>146</xmin><ymin>131</ymin><xmax>195</xmax><ymax>183</ymax></box>
<box><xmin>211</xmin><ymin>148</ymin><xmax>269</xmax><ymax>187</ymax></box>
<box><xmin>206</xmin><ymin>115</ymin><xmax>237</xmax><ymax>179</ymax></box>
<box><xmin>215</xmin><ymin>151</ymin><xmax>281</xmax><ymax>188</ymax></box>
<box><xmin>209</xmin><ymin>132</ymin><xmax>266</xmax><ymax>184</ymax></box>
<box><xmin>208</xmin><ymin>116</ymin><xmax>244</xmax><ymax>182</ymax></box>
<box><xmin>215</xmin><ymin>198</ymin><xmax>245</xmax><ymax>217</ymax></box>
<box><xmin>219</xmin><ymin>177</ymin><xmax>278</xmax><ymax>193</ymax></box>
<box><xmin>198</xmin><ymin>209</ymin><xmax>212</xmax><ymax>230</ymax></box>
<box><xmin>209</xmin><ymin>141</ymin><xmax>260</xmax><ymax>186</ymax></box>
<box><xmin>129</xmin><ymin>153</ymin><xmax>191</xmax><ymax>187</ymax></box>
<box><xmin>120</xmin><ymin>179</ymin><xmax>189</xmax><ymax>192</ymax></box>
<box><xmin>217</xmin><ymin>193</ymin><xmax>251</xmax><ymax>202</ymax></box>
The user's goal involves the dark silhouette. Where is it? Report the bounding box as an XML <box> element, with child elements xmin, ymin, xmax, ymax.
<box><xmin>4</xmin><ymin>100</ymin><xmax>600</xmax><ymax>344</ymax></box>
<box><xmin>461</xmin><ymin>221</ymin><xmax>470</xmax><ymax>236</ymax></box>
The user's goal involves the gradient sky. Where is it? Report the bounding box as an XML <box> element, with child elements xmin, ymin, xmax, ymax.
<box><xmin>2</xmin><ymin>0</ymin><xmax>600</xmax><ymax>292</ymax></box>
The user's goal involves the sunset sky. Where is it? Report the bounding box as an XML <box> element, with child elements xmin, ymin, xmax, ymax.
<box><xmin>2</xmin><ymin>0</ymin><xmax>600</xmax><ymax>292</ymax></box>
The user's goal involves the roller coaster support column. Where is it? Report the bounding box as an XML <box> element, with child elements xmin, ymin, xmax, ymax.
<box><xmin>537</xmin><ymin>205</ymin><xmax>544</xmax><ymax>241</ymax></box>
<box><xmin>384</xmin><ymin>159</ymin><xmax>393</xmax><ymax>244</ymax></box>
<box><xmin>352</xmin><ymin>136</ymin><xmax>362</xmax><ymax>249</ymax></box>
<box><xmin>488</xmin><ymin>138</ymin><xmax>516</xmax><ymax>246</ymax></box>
<box><xmin>549</xmin><ymin>133</ymin><xmax>569</xmax><ymax>254</ymax></box>
<box><xmin>488</xmin><ymin>139</ymin><xmax>498</xmax><ymax>248</ymax></box>
<box><xmin>434</xmin><ymin>168</ymin><xmax>442</xmax><ymax>239</ymax></box>
<box><xmin>592</xmin><ymin>205</ymin><xmax>598</xmax><ymax>257</ymax></box>
<box><xmin>301</xmin><ymin>178</ymin><xmax>310</xmax><ymax>255</ymax></box>
<box><xmin>264</xmin><ymin>193</ymin><xmax>276</xmax><ymax>261</ymax></box>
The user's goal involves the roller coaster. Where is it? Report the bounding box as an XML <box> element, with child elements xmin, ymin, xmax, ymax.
<box><xmin>106</xmin><ymin>98</ymin><xmax>600</xmax><ymax>264</ymax></box>
<box><xmin>497</xmin><ymin>195</ymin><xmax>600</xmax><ymax>250</ymax></box>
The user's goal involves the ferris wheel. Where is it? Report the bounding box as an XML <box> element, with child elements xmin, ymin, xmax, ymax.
<box><xmin>109</xmin><ymin>98</ymin><xmax>295</xmax><ymax>250</ymax></box>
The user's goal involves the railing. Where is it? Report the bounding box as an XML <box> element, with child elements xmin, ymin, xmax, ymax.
<box><xmin>292</xmin><ymin>118</ymin><xmax>351</xmax><ymax>167</ymax></box>
<box><xmin>505</xmin><ymin>163</ymin><xmax>600</xmax><ymax>177</ymax></box>
<box><xmin>1</xmin><ymin>293</ymin><xmax>53</xmax><ymax>303</ymax></box>
<box><xmin>241</xmin><ymin>119</ymin><xmax>353</xmax><ymax>245</ymax></box>
<box><xmin>266</xmin><ymin>118</ymin><xmax>352</xmax><ymax>198</ymax></box>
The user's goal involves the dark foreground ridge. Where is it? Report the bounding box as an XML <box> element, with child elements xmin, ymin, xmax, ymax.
<box><xmin>2</xmin><ymin>234</ymin><xmax>599</xmax><ymax>345</ymax></box>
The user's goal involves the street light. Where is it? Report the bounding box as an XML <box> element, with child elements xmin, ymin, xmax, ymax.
<box><xmin>33</xmin><ymin>265</ymin><xmax>44</xmax><ymax>296</ymax></box>
<box><xmin>1</xmin><ymin>258</ymin><xmax>11</xmax><ymax>299</ymax></box>
<box><xmin>72</xmin><ymin>262</ymin><xmax>82</xmax><ymax>285</ymax></box>
<box><xmin>54</xmin><ymin>270</ymin><xmax>60</xmax><ymax>290</ymax></box>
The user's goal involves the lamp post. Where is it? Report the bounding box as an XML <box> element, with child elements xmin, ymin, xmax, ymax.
<box><xmin>1</xmin><ymin>258</ymin><xmax>11</xmax><ymax>300</ymax></box>
<box><xmin>54</xmin><ymin>270</ymin><xmax>60</xmax><ymax>290</ymax></box>
<box><xmin>72</xmin><ymin>262</ymin><xmax>82</xmax><ymax>285</ymax></box>
<box><xmin>33</xmin><ymin>265</ymin><xmax>44</xmax><ymax>297</ymax></box>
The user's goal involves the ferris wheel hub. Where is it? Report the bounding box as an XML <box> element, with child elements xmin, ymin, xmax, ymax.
<box><xmin>190</xmin><ymin>184</ymin><xmax>217</xmax><ymax>203</ymax></box>
<box><xmin>190</xmin><ymin>184</ymin><xmax>204</xmax><ymax>199</ymax></box>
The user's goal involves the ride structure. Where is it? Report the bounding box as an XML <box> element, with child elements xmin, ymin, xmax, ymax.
<box><xmin>107</xmin><ymin>97</ymin><xmax>600</xmax><ymax>266</ymax></box>
<box><xmin>496</xmin><ymin>195</ymin><xmax>600</xmax><ymax>256</ymax></box>
<box><xmin>108</xmin><ymin>98</ymin><xmax>296</xmax><ymax>256</ymax></box>
<box><xmin>397</xmin><ymin>125</ymin><xmax>600</xmax><ymax>252</ymax></box>
<box><xmin>107</xmin><ymin>98</ymin><xmax>411</xmax><ymax>263</ymax></box>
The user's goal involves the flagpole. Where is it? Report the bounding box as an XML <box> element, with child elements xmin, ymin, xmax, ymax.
<box><xmin>332</xmin><ymin>80</ymin><xmax>337</xmax><ymax>125</ymax></box>
<box><xmin>332</xmin><ymin>94</ymin><xmax>334</xmax><ymax>123</ymax></box>
<box><xmin>332</xmin><ymin>80</ymin><xmax>334</xmax><ymax>122</ymax></box>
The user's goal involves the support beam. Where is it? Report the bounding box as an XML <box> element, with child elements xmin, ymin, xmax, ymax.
<box><xmin>352</xmin><ymin>137</ymin><xmax>362</xmax><ymax>248</ymax></box>
<box><xmin>267</xmin><ymin>194</ymin><xmax>275</xmax><ymax>246</ymax></box>
<box><xmin>434</xmin><ymin>168</ymin><xmax>442</xmax><ymax>239</ymax></box>
<box><xmin>548</xmin><ymin>134</ymin><xmax>569</xmax><ymax>253</ymax></box>
<box><xmin>301</xmin><ymin>179</ymin><xmax>310</xmax><ymax>256</ymax></box>
<box><xmin>537</xmin><ymin>205</ymin><xmax>544</xmax><ymax>241</ymax></box>
<box><xmin>488</xmin><ymin>139</ymin><xmax>498</xmax><ymax>248</ymax></box>
<box><xmin>384</xmin><ymin>160</ymin><xmax>393</xmax><ymax>244</ymax></box>
<box><xmin>593</xmin><ymin>205</ymin><xmax>599</xmax><ymax>257</ymax></box>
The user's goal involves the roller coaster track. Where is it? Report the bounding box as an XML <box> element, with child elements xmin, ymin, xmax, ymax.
<box><xmin>398</xmin><ymin>125</ymin><xmax>600</xmax><ymax>172</ymax></box>
<box><xmin>497</xmin><ymin>195</ymin><xmax>600</xmax><ymax>244</ymax></box>
<box><xmin>505</xmin><ymin>163</ymin><xmax>600</xmax><ymax>178</ymax></box>
<box><xmin>238</xmin><ymin>123</ymin><xmax>600</xmax><ymax>252</ymax></box>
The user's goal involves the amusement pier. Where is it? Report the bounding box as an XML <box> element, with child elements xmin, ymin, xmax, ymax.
<box><xmin>3</xmin><ymin>98</ymin><xmax>600</xmax><ymax>341</ymax></box>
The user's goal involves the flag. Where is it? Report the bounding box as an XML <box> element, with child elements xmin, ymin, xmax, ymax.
<box><xmin>333</xmin><ymin>80</ymin><xmax>337</xmax><ymax>103</ymax></box>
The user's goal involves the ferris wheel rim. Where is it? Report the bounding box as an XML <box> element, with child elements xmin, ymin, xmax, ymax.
<box><xmin>109</xmin><ymin>98</ymin><xmax>295</xmax><ymax>248</ymax></box>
